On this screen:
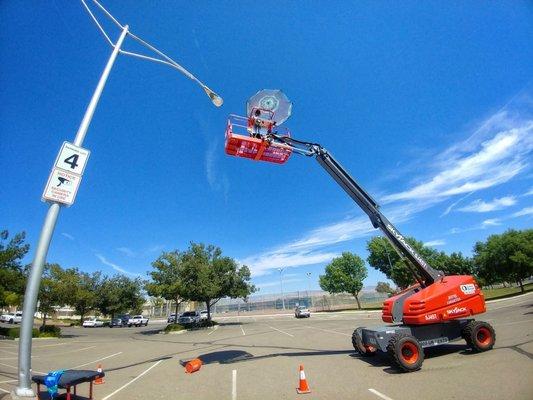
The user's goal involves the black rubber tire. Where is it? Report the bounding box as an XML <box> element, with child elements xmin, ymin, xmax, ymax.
<box><xmin>387</xmin><ymin>333</ymin><xmax>424</xmax><ymax>372</ymax></box>
<box><xmin>462</xmin><ymin>320</ymin><xmax>495</xmax><ymax>352</ymax></box>
<box><xmin>352</xmin><ymin>328</ymin><xmax>376</xmax><ymax>357</ymax></box>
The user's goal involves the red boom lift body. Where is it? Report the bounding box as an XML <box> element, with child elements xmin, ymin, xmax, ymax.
<box><xmin>225</xmin><ymin>91</ymin><xmax>496</xmax><ymax>371</ymax></box>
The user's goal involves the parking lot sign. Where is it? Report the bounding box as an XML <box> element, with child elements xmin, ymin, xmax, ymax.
<box><xmin>41</xmin><ymin>142</ymin><xmax>90</xmax><ymax>206</ymax></box>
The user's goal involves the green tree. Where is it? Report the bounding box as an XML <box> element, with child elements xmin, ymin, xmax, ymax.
<box><xmin>0</xmin><ymin>230</ymin><xmax>29</xmax><ymax>308</ymax></box>
<box><xmin>474</xmin><ymin>229</ymin><xmax>533</xmax><ymax>292</ymax></box>
<box><xmin>146</xmin><ymin>251</ymin><xmax>187</xmax><ymax>319</ymax></box>
<box><xmin>442</xmin><ymin>252</ymin><xmax>473</xmax><ymax>275</ymax></box>
<box><xmin>375</xmin><ymin>281</ymin><xmax>395</xmax><ymax>295</ymax></box>
<box><xmin>180</xmin><ymin>243</ymin><xmax>256</xmax><ymax>321</ymax></box>
<box><xmin>61</xmin><ymin>268</ymin><xmax>101</xmax><ymax>321</ymax></box>
<box><xmin>97</xmin><ymin>275</ymin><xmax>145</xmax><ymax>318</ymax></box>
<box><xmin>38</xmin><ymin>264</ymin><xmax>65</xmax><ymax>327</ymax></box>
<box><xmin>319</xmin><ymin>252</ymin><xmax>368</xmax><ymax>309</ymax></box>
<box><xmin>367</xmin><ymin>236</ymin><xmax>449</xmax><ymax>289</ymax></box>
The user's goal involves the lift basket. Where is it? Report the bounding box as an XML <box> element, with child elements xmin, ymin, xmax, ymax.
<box><xmin>224</xmin><ymin>114</ymin><xmax>292</xmax><ymax>164</ymax></box>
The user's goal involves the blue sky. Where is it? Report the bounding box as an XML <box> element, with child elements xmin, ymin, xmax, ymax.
<box><xmin>1</xmin><ymin>1</ymin><xmax>532</xmax><ymax>295</ymax></box>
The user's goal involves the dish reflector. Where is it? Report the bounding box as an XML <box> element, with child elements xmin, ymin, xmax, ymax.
<box><xmin>246</xmin><ymin>89</ymin><xmax>292</xmax><ymax>126</ymax></box>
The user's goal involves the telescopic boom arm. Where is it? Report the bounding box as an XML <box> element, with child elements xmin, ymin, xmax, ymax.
<box><xmin>267</xmin><ymin>133</ymin><xmax>443</xmax><ymax>287</ymax></box>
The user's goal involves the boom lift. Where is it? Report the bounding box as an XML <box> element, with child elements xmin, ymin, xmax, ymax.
<box><xmin>224</xmin><ymin>90</ymin><xmax>496</xmax><ymax>372</ymax></box>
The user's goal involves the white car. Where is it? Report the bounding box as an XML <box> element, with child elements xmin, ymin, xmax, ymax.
<box><xmin>200</xmin><ymin>310</ymin><xmax>209</xmax><ymax>321</ymax></box>
<box><xmin>127</xmin><ymin>315</ymin><xmax>149</xmax><ymax>327</ymax></box>
<box><xmin>82</xmin><ymin>318</ymin><xmax>104</xmax><ymax>328</ymax></box>
<box><xmin>295</xmin><ymin>306</ymin><xmax>311</xmax><ymax>318</ymax></box>
<box><xmin>0</xmin><ymin>311</ymin><xmax>22</xmax><ymax>324</ymax></box>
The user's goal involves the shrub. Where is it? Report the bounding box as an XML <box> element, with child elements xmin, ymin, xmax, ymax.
<box><xmin>0</xmin><ymin>327</ymin><xmax>40</xmax><ymax>339</ymax></box>
<box><xmin>164</xmin><ymin>323</ymin><xmax>185</xmax><ymax>333</ymax></box>
<box><xmin>39</xmin><ymin>325</ymin><xmax>61</xmax><ymax>337</ymax></box>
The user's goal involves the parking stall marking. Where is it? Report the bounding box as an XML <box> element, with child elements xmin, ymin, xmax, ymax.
<box><xmin>101</xmin><ymin>358</ymin><xmax>164</xmax><ymax>400</ymax></box>
<box><xmin>0</xmin><ymin>386</ymin><xmax>10</xmax><ymax>394</ymax></box>
<box><xmin>305</xmin><ymin>326</ymin><xmax>351</xmax><ymax>337</ymax></box>
<box><xmin>71</xmin><ymin>351</ymin><xmax>122</xmax><ymax>369</ymax></box>
<box><xmin>266</xmin><ymin>325</ymin><xmax>294</xmax><ymax>337</ymax></box>
<box><xmin>240</xmin><ymin>325</ymin><xmax>246</xmax><ymax>336</ymax></box>
<box><xmin>232</xmin><ymin>369</ymin><xmax>237</xmax><ymax>400</ymax></box>
<box><xmin>369</xmin><ymin>388</ymin><xmax>395</xmax><ymax>400</ymax></box>
<box><xmin>207</xmin><ymin>325</ymin><xmax>219</xmax><ymax>335</ymax></box>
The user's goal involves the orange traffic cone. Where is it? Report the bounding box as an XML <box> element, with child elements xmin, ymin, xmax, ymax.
<box><xmin>296</xmin><ymin>364</ymin><xmax>311</xmax><ymax>394</ymax></box>
<box><xmin>185</xmin><ymin>358</ymin><xmax>203</xmax><ymax>374</ymax></box>
<box><xmin>94</xmin><ymin>364</ymin><xmax>105</xmax><ymax>385</ymax></box>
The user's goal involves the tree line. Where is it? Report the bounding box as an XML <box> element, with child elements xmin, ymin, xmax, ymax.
<box><xmin>319</xmin><ymin>229</ymin><xmax>532</xmax><ymax>308</ymax></box>
<box><xmin>1</xmin><ymin>230</ymin><xmax>255</xmax><ymax>324</ymax></box>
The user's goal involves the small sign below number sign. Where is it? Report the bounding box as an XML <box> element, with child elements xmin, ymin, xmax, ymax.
<box><xmin>55</xmin><ymin>142</ymin><xmax>90</xmax><ymax>175</ymax></box>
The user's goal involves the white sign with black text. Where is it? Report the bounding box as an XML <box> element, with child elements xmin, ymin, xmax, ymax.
<box><xmin>42</xmin><ymin>168</ymin><xmax>82</xmax><ymax>206</ymax></box>
<box><xmin>41</xmin><ymin>142</ymin><xmax>90</xmax><ymax>206</ymax></box>
<box><xmin>55</xmin><ymin>142</ymin><xmax>90</xmax><ymax>175</ymax></box>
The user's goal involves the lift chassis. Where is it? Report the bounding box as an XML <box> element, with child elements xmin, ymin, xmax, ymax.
<box><xmin>225</xmin><ymin>97</ymin><xmax>496</xmax><ymax>372</ymax></box>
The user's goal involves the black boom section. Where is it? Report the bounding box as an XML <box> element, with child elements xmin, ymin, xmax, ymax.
<box><xmin>314</xmin><ymin>149</ymin><xmax>442</xmax><ymax>286</ymax></box>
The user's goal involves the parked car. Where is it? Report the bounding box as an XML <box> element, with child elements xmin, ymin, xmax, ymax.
<box><xmin>127</xmin><ymin>315</ymin><xmax>149</xmax><ymax>327</ymax></box>
<box><xmin>0</xmin><ymin>311</ymin><xmax>22</xmax><ymax>324</ymax></box>
<box><xmin>109</xmin><ymin>314</ymin><xmax>131</xmax><ymax>328</ymax></box>
<box><xmin>178</xmin><ymin>311</ymin><xmax>201</xmax><ymax>325</ymax></box>
<box><xmin>200</xmin><ymin>310</ymin><xmax>209</xmax><ymax>321</ymax></box>
<box><xmin>82</xmin><ymin>318</ymin><xmax>105</xmax><ymax>328</ymax></box>
<box><xmin>295</xmin><ymin>306</ymin><xmax>311</xmax><ymax>318</ymax></box>
<box><xmin>167</xmin><ymin>313</ymin><xmax>181</xmax><ymax>323</ymax></box>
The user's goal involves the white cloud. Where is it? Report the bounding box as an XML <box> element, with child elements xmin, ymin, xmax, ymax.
<box><xmin>457</xmin><ymin>196</ymin><xmax>516</xmax><ymax>213</ymax></box>
<box><xmin>205</xmin><ymin>139</ymin><xmax>229</xmax><ymax>200</ymax></box>
<box><xmin>481</xmin><ymin>218</ymin><xmax>502</xmax><ymax>228</ymax></box>
<box><xmin>524</xmin><ymin>187</ymin><xmax>533</xmax><ymax>196</ymax></box>
<box><xmin>441</xmin><ymin>192</ymin><xmax>474</xmax><ymax>216</ymax></box>
<box><xmin>423</xmin><ymin>239</ymin><xmax>446</xmax><ymax>247</ymax></box>
<box><xmin>61</xmin><ymin>233</ymin><xmax>74</xmax><ymax>241</ymax></box>
<box><xmin>383</xmin><ymin>124</ymin><xmax>532</xmax><ymax>203</ymax></box>
<box><xmin>95</xmin><ymin>254</ymin><xmax>141</xmax><ymax>277</ymax></box>
<box><xmin>512</xmin><ymin>206</ymin><xmax>533</xmax><ymax>217</ymax></box>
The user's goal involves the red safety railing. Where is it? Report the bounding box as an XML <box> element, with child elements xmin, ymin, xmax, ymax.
<box><xmin>224</xmin><ymin>114</ymin><xmax>292</xmax><ymax>164</ymax></box>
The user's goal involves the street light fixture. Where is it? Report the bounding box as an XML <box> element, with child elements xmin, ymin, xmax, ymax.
<box><xmin>278</xmin><ymin>267</ymin><xmax>285</xmax><ymax>310</ymax></box>
<box><xmin>14</xmin><ymin>1</ymin><xmax>223</xmax><ymax>397</ymax></box>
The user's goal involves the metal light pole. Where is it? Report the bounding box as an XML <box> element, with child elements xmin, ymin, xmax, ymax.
<box><xmin>306</xmin><ymin>272</ymin><xmax>312</xmax><ymax>307</ymax></box>
<box><xmin>278</xmin><ymin>267</ymin><xmax>285</xmax><ymax>310</ymax></box>
<box><xmin>14</xmin><ymin>1</ymin><xmax>222</xmax><ymax>398</ymax></box>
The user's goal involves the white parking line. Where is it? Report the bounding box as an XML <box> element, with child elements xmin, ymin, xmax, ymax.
<box><xmin>101</xmin><ymin>359</ymin><xmax>164</xmax><ymax>400</ymax></box>
<box><xmin>207</xmin><ymin>325</ymin><xmax>219</xmax><ymax>335</ymax></box>
<box><xmin>369</xmin><ymin>388</ymin><xmax>395</xmax><ymax>400</ymax></box>
<box><xmin>0</xmin><ymin>348</ymin><xmax>17</xmax><ymax>355</ymax></box>
<box><xmin>0</xmin><ymin>379</ymin><xmax>17</xmax><ymax>384</ymax></box>
<box><xmin>0</xmin><ymin>386</ymin><xmax>10</xmax><ymax>394</ymax></box>
<box><xmin>267</xmin><ymin>325</ymin><xmax>294</xmax><ymax>337</ymax></box>
<box><xmin>305</xmin><ymin>326</ymin><xmax>350</xmax><ymax>337</ymax></box>
<box><xmin>0</xmin><ymin>362</ymin><xmax>16</xmax><ymax>370</ymax></box>
<box><xmin>32</xmin><ymin>343</ymin><xmax>70</xmax><ymax>349</ymax></box>
<box><xmin>232</xmin><ymin>369</ymin><xmax>237</xmax><ymax>400</ymax></box>
<box><xmin>71</xmin><ymin>351</ymin><xmax>122</xmax><ymax>369</ymax></box>
<box><xmin>240</xmin><ymin>326</ymin><xmax>246</xmax><ymax>336</ymax></box>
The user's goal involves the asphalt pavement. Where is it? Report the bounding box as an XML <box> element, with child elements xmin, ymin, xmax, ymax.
<box><xmin>1</xmin><ymin>293</ymin><xmax>532</xmax><ymax>400</ymax></box>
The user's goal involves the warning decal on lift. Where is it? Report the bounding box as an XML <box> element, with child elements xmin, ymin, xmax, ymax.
<box><xmin>460</xmin><ymin>284</ymin><xmax>476</xmax><ymax>295</ymax></box>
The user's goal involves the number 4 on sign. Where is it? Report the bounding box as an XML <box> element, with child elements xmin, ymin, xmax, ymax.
<box><xmin>64</xmin><ymin>154</ymin><xmax>79</xmax><ymax>170</ymax></box>
<box><xmin>54</xmin><ymin>142</ymin><xmax>90</xmax><ymax>176</ymax></box>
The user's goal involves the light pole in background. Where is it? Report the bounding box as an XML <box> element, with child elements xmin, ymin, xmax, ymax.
<box><xmin>14</xmin><ymin>1</ymin><xmax>222</xmax><ymax>398</ymax></box>
<box><xmin>278</xmin><ymin>267</ymin><xmax>285</xmax><ymax>310</ymax></box>
<box><xmin>306</xmin><ymin>272</ymin><xmax>312</xmax><ymax>307</ymax></box>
